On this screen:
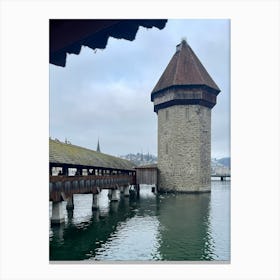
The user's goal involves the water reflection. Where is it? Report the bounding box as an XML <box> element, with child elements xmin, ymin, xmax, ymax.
<box><xmin>209</xmin><ymin>181</ymin><xmax>231</xmax><ymax>260</ymax></box>
<box><xmin>93</xmin><ymin>215</ymin><xmax>161</xmax><ymax>261</ymax></box>
<box><xmin>50</xmin><ymin>182</ymin><xmax>230</xmax><ymax>261</ymax></box>
<box><xmin>156</xmin><ymin>192</ymin><xmax>216</xmax><ymax>260</ymax></box>
<box><xmin>50</xmin><ymin>191</ymin><xmax>141</xmax><ymax>260</ymax></box>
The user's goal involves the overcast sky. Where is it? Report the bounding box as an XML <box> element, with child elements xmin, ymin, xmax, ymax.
<box><xmin>50</xmin><ymin>19</ymin><xmax>230</xmax><ymax>159</ymax></box>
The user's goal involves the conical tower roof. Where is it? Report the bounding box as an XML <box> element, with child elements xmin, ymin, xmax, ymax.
<box><xmin>151</xmin><ymin>40</ymin><xmax>220</xmax><ymax>97</ymax></box>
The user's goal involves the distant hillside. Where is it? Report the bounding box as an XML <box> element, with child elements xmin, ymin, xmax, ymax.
<box><xmin>120</xmin><ymin>153</ymin><xmax>157</xmax><ymax>166</ymax></box>
<box><xmin>121</xmin><ymin>153</ymin><xmax>230</xmax><ymax>170</ymax></box>
<box><xmin>217</xmin><ymin>157</ymin><xmax>231</xmax><ymax>168</ymax></box>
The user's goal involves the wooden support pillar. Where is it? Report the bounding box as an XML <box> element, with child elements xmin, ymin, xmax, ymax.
<box><xmin>51</xmin><ymin>202</ymin><xmax>65</xmax><ymax>225</ymax></box>
<box><xmin>133</xmin><ymin>171</ymin><xmax>136</xmax><ymax>185</ymax></box>
<box><xmin>66</xmin><ymin>194</ymin><xmax>74</xmax><ymax>210</ymax></box>
<box><xmin>91</xmin><ymin>187</ymin><xmax>101</xmax><ymax>211</ymax></box>
<box><xmin>136</xmin><ymin>184</ymin><xmax>140</xmax><ymax>197</ymax></box>
<box><xmin>124</xmin><ymin>185</ymin><xmax>130</xmax><ymax>197</ymax></box>
<box><xmin>92</xmin><ymin>193</ymin><xmax>100</xmax><ymax>211</ymax></box>
<box><xmin>221</xmin><ymin>176</ymin><xmax>224</xmax><ymax>181</ymax></box>
<box><xmin>111</xmin><ymin>189</ymin><xmax>120</xmax><ymax>202</ymax></box>
<box><xmin>108</xmin><ymin>189</ymin><xmax>112</xmax><ymax>200</ymax></box>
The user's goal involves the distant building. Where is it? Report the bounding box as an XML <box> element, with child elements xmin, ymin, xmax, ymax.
<box><xmin>151</xmin><ymin>39</ymin><xmax>221</xmax><ymax>192</ymax></box>
<box><xmin>213</xmin><ymin>166</ymin><xmax>230</xmax><ymax>176</ymax></box>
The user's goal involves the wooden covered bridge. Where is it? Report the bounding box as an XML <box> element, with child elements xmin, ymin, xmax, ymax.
<box><xmin>49</xmin><ymin>139</ymin><xmax>229</xmax><ymax>224</ymax></box>
<box><xmin>49</xmin><ymin>139</ymin><xmax>160</xmax><ymax>224</ymax></box>
<box><xmin>49</xmin><ymin>139</ymin><xmax>140</xmax><ymax>224</ymax></box>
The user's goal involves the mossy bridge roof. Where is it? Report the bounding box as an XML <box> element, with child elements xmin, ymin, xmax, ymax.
<box><xmin>49</xmin><ymin>139</ymin><xmax>135</xmax><ymax>171</ymax></box>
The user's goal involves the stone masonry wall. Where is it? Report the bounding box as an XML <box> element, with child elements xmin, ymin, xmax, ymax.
<box><xmin>157</xmin><ymin>104</ymin><xmax>211</xmax><ymax>192</ymax></box>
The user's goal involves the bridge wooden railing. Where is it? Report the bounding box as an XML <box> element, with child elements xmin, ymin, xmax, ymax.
<box><xmin>211</xmin><ymin>174</ymin><xmax>231</xmax><ymax>177</ymax></box>
<box><xmin>49</xmin><ymin>174</ymin><xmax>135</xmax><ymax>202</ymax></box>
<box><xmin>211</xmin><ymin>174</ymin><xmax>230</xmax><ymax>181</ymax></box>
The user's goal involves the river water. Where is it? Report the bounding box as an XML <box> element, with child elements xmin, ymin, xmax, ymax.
<box><xmin>49</xmin><ymin>180</ymin><xmax>230</xmax><ymax>262</ymax></box>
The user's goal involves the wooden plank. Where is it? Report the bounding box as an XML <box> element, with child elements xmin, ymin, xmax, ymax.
<box><xmin>136</xmin><ymin>168</ymin><xmax>158</xmax><ymax>185</ymax></box>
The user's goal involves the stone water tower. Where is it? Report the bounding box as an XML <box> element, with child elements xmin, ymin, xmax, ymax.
<box><xmin>151</xmin><ymin>39</ymin><xmax>221</xmax><ymax>192</ymax></box>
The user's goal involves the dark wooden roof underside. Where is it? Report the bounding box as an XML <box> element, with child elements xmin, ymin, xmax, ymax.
<box><xmin>50</xmin><ymin>19</ymin><xmax>167</xmax><ymax>67</ymax></box>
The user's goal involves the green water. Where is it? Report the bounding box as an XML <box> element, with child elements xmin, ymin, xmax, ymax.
<box><xmin>49</xmin><ymin>180</ymin><xmax>230</xmax><ymax>261</ymax></box>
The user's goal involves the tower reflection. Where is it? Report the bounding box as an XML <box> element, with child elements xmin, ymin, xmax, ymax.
<box><xmin>156</xmin><ymin>192</ymin><xmax>216</xmax><ymax>260</ymax></box>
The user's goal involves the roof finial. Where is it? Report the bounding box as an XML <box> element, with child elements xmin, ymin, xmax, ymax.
<box><xmin>181</xmin><ymin>37</ymin><xmax>187</xmax><ymax>44</ymax></box>
<box><xmin>176</xmin><ymin>37</ymin><xmax>188</xmax><ymax>52</ymax></box>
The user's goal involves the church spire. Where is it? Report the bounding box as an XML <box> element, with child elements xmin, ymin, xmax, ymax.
<box><xmin>96</xmin><ymin>138</ymin><xmax>101</xmax><ymax>152</ymax></box>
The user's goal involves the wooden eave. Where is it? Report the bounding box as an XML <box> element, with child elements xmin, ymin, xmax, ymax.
<box><xmin>50</xmin><ymin>19</ymin><xmax>167</xmax><ymax>67</ymax></box>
